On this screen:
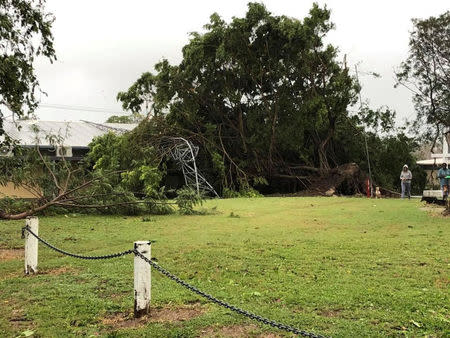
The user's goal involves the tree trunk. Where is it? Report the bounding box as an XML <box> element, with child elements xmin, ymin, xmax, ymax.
<box><xmin>0</xmin><ymin>210</ymin><xmax>34</xmax><ymax>220</ymax></box>
<box><xmin>318</xmin><ymin>143</ymin><xmax>330</xmax><ymax>174</ymax></box>
<box><xmin>268</xmin><ymin>106</ymin><xmax>278</xmax><ymax>171</ymax></box>
<box><xmin>446</xmin><ymin>131</ymin><xmax>450</xmax><ymax>153</ymax></box>
<box><xmin>238</xmin><ymin>109</ymin><xmax>247</xmax><ymax>153</ymax></box>
<box><xmin>318</xmin><ymin>129</ymin><xmax>334</xmax><ymax>174</ymax></box>
<box><xmin>0</xmin><ymin>201</ymin><xmax>54</xmax><ymax>220</ymax></box>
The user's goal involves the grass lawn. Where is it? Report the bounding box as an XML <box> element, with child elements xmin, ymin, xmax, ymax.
<box><xmin>0</xmin><ymin>197</ymin><xmax>449</xmax><ymax>337</ymax></box>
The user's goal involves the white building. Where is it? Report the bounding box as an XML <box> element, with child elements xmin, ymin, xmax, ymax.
<box><xmin>416</xmin><ymin>127</ymin><xmax>449</xmax><ymax>168</ymax></box>
<box><xmin>417</xmin><ymin>128</ymin><xmax>449</xmax><ymax>197</ymax></box>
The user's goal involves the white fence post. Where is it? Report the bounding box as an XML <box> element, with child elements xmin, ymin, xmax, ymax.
<box><xmin>24</xmin><ymin>216</ymin><xmax>38</xmax><ymax>274</ymax></box>
<box><xmin>134</xmin><ymin>241</ymin><xmax>151</xmax><ymax>317</ymax></box>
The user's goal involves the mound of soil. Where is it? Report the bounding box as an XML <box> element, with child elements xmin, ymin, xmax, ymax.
<box><xmin>101</xmin><ymin>303</ymin><xmax>205</xmax><ymax>330</ymax></box>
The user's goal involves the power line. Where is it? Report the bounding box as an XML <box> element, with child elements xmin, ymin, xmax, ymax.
<box><xmin>39</xmin><ymin>103</ymin><xmax>126</xmax><ymax>115</ymax></box>
<box><xmin>355</xmin><ymin>64</ymin><xmax>374</xmax><ymax>198</ymax></box>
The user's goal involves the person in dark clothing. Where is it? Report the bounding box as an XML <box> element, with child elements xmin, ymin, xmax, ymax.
<box><xmin>437</xmin><ymin>162</ymin><xmax>450</xmax><ymax>200</ymax></box>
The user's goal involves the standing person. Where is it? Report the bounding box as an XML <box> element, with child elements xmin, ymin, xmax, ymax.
<box><xmin>437</xmin><ymin>162</ymin><xmax>450</xmax><ymax>200</ymax></box>
<box><xmin>400</xmin><ymin>164</ymin><xmax>412</xmax><ymax>199</ymax></box>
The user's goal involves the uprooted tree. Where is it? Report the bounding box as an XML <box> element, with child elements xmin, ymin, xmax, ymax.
<box><xmin>0</xmin><ymin>125</ymin><xmax>202</xmax><ymax>220</ymax></box>
<box><xmin>118</xmin><ymin>3</ymin><xmax>358</xmax><ymax>191</ymax></box>
<box><xmin>118</xmin><ymin>3</ymin><xmax>425</xmax><ymax>195</ymax></box>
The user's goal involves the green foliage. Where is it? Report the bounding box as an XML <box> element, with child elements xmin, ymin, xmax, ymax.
<box><xmin>105</xmin><ymin>114</ymin><xmax>143</xmax><ymax>123</ymax></box>
<box><xmin>0</xmin><ymin>0</ymin><xmax>56</xmax><ymax>144</ymax></box>
<box><xmin>253</xmin><ymin>176</ymin><xmax>269</xmax><ymax>186</ymax></box>
<box><xmin>0</xmin><ymin>197</ymin><xmax>31</xmax><ymax>215</ymax></box>
<box><xmin>222</xmin><ymin>188</ymin><xmax>241</xmax><ymax>199</ymax></box>
<box><xmin>239</xmin><ymin>186</ymin><xmax>263</xmax><ymax>198</ymax></box>
<box><xmin>118</xmin><ymin>2</ymin><xmax>359</xmax><ymax>188</ymax></box>
<box><xmin>210</xmin><ymin>151</ymin><xmax>225</xmax><ymax>179</ymax></box>
<box><xmin>175</xmin><ymin>187</ymin><xmax>204</xmax><ymax>215</ymax></box>
<box><xmin>0</xmin><ymin>125</ymin><xmax>172</xmax><ymax>218</ymax></box>
<box><xmin>0</xmin><ymin>145</ymin><xmax>84</xmax><ymax>201</ymax></box>
<box><xmin>396</xmin><ymin>11</ymin><xmax>450</xmax><ymax>138</ymax></box>
<box><xmin>114</xmin><ymin>2</ymin><xmax>427</xmax><ymax>197</ymax></box>
<box><xmin>356</xmin><ymin>106</ymin><xmax>396</xmax><ymax>133</ymax></box>
<box><xmin>222</xmin><ymin>185</ymin><xmax>262</xmax><ymax>198</ymax></box>
<box><xmin>82</xmin><ymin>130</ymin><xmax>173</xmax><ymax>215</ymax></box>
<box><xmin>117</xmin><ymin>66</ymin><xmax>174</xmax><ymax>116</ymax></box>
<box><xmin>86</xmin><ymin>131</ymin><xmax>164</xmax><ymax>200</ymax></box>
<box><xmin>120</xmin><ymin>165</ymin><xmax>163</xmax><ymax>198</ymax></box>
<box><xmin>334</xmin><ymin>120</ymin><xmax>427</xmax><ymax>194</ymax></box>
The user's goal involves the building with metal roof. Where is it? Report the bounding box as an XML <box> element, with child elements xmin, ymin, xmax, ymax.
<box><xmin>416</xmin><ymin>128</ymin><xmax>449</xmax><ymax>192</ymax></box>
<box><xmin>3</xmin><ymin>120</ymin><xmax>136</xmax><ymax>148</ymax></box>
<box><xmin>0</xmin><ymin>120</ymin><xmax>137</xmax><ymax>198</ymax></box>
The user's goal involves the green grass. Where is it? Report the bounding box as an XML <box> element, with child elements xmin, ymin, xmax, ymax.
<box><xmin>0</xmin><ymin>197</ymin><xmax>449</xmax><ymax>337</ymax></box>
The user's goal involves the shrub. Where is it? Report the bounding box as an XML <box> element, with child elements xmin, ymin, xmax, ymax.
<box><xmin>175</xmin><ymin>187</ymin><xmax>204</xmax><ymax>215</ymax></box>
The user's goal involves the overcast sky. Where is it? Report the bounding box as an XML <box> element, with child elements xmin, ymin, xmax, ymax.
<box><xmin>34</xmin><ymin>0</ymin><xmax>449</xmax><ymax>124</ymax></box>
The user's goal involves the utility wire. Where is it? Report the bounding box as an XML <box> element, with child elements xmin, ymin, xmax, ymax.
<box><xmin>355</xmin><ymin>64</ymin><xmax>374</xmax><ymax>197</ymax></box>
<box><xmin>39</xmin><ymin>103</ymin><xmax>125</xmax><ymax>115</ymax></box>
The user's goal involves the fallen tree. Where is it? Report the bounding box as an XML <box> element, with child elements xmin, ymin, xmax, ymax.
<box><xmin>117</xmin><ymin>3</ymin><xmax>359</xmax><ymax>191</ymax></box>
<box><xmin>0</xmin><ymin>129</ymin><xmax>202</xmax><ymax>220</ymax></box>
<box><xmin>117</xmin><ymin>3</ymin><xmax>426</xmax><ymax>196</ymax></box>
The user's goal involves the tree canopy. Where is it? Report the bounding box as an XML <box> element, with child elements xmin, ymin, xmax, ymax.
<box><xmin>0</xmin><ymin>0</ymin><xmax>56</xmax><ymax>144</ymax></box>
<box><xmin>105</xmin><ymin>113</ymin><xmax>143</xmax><ymax>124</ymax></box>
<box><xmin>118</xmin><ymin>3</ymin><xmax>360</xmax><ymax>190</ymax></box>
<box><xmin>0</xmin><ymin>2</ymin><xmax>430</xmax><ymax>219</ymax></box>
<box><xmin>396</xmin><ymin>11</ymin><xmax>450</xmax><ymax>142</ymax></box>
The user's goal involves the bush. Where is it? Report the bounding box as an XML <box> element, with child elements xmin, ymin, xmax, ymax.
<box><xmin>175</xmin><ymin>187</ymin><xmax>204</xmax><ymax>215</ymax></box>
<box><xmin>0</xmin><ymin>197</ymin><xmax>32</xmax><ymax>214</ymax></box>
<box><xmin>222</xmin><ymin>186</ymin><xmax>262</xmax><ymax>198</ymax></box>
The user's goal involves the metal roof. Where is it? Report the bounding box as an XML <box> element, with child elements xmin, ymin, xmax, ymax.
<box><xmin>3</xmin><ymin>120</ymin><xmax>137</xmax><ymax>148</ymax></box>
<box><xmin>417</xmin><ymin>158</ymin><xmax>448</xmax><ymax>166</ymax></box>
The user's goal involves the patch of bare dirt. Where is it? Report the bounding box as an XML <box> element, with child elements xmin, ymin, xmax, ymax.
<box><xmin>101</xmin><ymin>303</ymin><xmax>205</xmax><ymax>329</ymax></box>
<box><xmin>0</xmin><ymin>248</ymin><xmax>23</xmax><ymax>262</ymax></box>
<box><xmin>420</xmin><ymin>204</ymin><xmax>448</xmax><ymax>217</ymax></box>
<box><xmin>6</xmin><ymin>304</ymin><xmax>33</xmax><ymax>331</ymax></box>
<box><xmin>9</xmin><ymin>309</ymin><xmax>30</xmax><ymax>329</ymax></box>
<box><xmin>39</xmin><ymin>266</ymin><xmax>78</xmax><ymax>276</ymax></box>
<box><xmin>101</xmin><ymin>312</ymin><xmax>146</xmax><ymax>330</ymax></box>
<box><xmin>420</xmin><ymin>205</ymin><xmax>445</xmax><ymax>213</ymax></box>
<box><xmin>0</xmin><ymin>271</ymin><xmax>21</xmax><ymax>281</ymax></box>
<box><xmin>1</xmin><ymin>266</ymin><xmax>79</xmax><ymax>280</ymax></box>
<box><xmin>199</xmin><ymin>324</ymin><xmax>281</xmax><ymax>337</ymax></box>
<box><xmin>104</xmin><ymin>293</ymin><xmax>126</xmax><ymax>300</ymax></box>
<box><xmin>434</xmin><ymin>277</ymin><xmax>450</xmax><ymax>289</ymax></box>
<box><xmin>317</xmin><ymin>308</ymin><xmax>343</xmax><ymax>318</ymax></box>
<box><xmin>443</xmin><ymin>207</ymin><xmax>450</xmax><ymax>216</ymax></box>
<box><xmin>149</xmin><ymin>304</ymin><xmax>204</xmax><ymax>322</ymax></box>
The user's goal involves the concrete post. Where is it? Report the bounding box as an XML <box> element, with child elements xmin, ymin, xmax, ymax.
<box><xmin>134</xmin><ymin>241</ymin><xmax>151</xmax><ymax>317</ymax></box>
<box><xmin>24</xmin><ymin>216</ymin><xmax>38</xmax><ymax>274</ymax></box>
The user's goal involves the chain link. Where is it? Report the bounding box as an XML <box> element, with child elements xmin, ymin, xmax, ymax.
<box><xmin>21</xmin><ymin>226</ymin><xmax>326</xmax><ymax>337</ymax></box>
<box><xmin>134</xmin><ymin>250</ymin><xmax>326</xmax><ymax>338</ymax></box>
<box><xmin>22</xmin><ymin>226</ymin><xmax>134</xmax><ymax>260</ymax></box>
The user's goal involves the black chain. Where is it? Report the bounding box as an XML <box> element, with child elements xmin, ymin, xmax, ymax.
<box><xmin>21</xmin><ymin>226</ymin><xmax>325</xmax><ymax>337</ymax></box>
<box><xmin>134</xmin><ymin>250</ymin><xmax>326</xmax><ymax>338</ymax></box>
<box><xmin>22</xmin><ymin>226</ymin><xmax>134</xmax><ymax>260</ymax></box>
